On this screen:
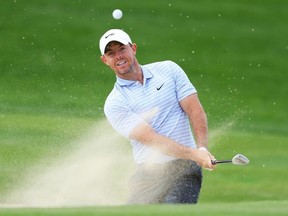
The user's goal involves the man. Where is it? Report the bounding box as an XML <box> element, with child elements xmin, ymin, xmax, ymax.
<box><xmin>99</xmin><ymin>29</ymin><xmax>216</xmax><ymax>204</ymax></box>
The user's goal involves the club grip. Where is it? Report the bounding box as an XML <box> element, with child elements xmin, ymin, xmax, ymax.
<box><xmin>211</xmin><ymin>160</ymin><xmax>232</xmax><ymax>165</ymax></box>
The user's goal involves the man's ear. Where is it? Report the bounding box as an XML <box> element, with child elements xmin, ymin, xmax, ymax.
<box><xmin>100</xmin><ymin>55</ymin><xmax>109</xmax><ymax>66</ymax></box>
<box><xmin>131</xmin><ymin>43</ymin><xmax>137</xmax><ymax>55</ymax></box>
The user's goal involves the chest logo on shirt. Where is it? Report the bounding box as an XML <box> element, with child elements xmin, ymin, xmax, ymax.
<box><xmin>156</xmin><ymin>83</ymin><xmax>164</xmax><ymax>91</ymax></box>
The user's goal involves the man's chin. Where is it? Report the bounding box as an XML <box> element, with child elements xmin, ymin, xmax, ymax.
<box><xmin>118</xmin><ymin>67</ymin><xmax>133</xmax><ymax>75</ymax></box>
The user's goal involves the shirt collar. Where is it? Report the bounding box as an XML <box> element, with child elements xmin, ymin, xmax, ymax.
<box><xmin>116</xmin><ymin>66</ymin><xmax>153</xmax><ymax>87</ymax></box>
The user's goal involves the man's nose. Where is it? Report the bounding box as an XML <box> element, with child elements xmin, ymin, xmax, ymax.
<box><xmin>115</xmin><ymin>52</ymin><xmax>122</xmax><ymax>60</ymax></box>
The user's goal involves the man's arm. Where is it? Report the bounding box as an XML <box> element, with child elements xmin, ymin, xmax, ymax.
<box><xmin>179</xmin><ymin>93</ymin><xmax>208</xmax><ymax>149</ymax></box>
<box><xmin>179</xmin><ymin>93</ymin><xmax>215</xmax><ymax>161</ymax></box>
<box><xmin>129</xmin><ymin>120</ymin><xmax>215</xmax><ymax>169</ymax></box>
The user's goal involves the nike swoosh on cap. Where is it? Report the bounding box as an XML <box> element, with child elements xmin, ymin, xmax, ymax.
<box><xmin>105</xmin><ymin>33</ymin><xmax>115</xmax><ymax>39</ymax></box>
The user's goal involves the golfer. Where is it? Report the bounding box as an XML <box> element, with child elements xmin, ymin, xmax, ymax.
<box><xmin>99</xmin><ymin>29</ymin><xmax>216</xmax><ymax>204</ymax></box>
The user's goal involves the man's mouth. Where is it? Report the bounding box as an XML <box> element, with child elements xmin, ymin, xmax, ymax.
<box><xmin>116</xmin><ymin>60</ymin><xmax>127</xmax><ymax>66</ymax></box>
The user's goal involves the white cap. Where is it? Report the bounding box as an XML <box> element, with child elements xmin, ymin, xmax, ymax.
<box><xmin>99</xmin><ymin>29</ymin><xmax>132</xmax><ymax>55</ymax></box>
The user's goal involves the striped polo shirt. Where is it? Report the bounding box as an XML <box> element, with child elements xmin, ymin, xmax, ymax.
<box><xmin>104</xmin><ymin>60</ymin><xmax>197</xmax><ymax>164</ymax></box>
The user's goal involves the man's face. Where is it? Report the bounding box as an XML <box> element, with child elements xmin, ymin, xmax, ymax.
<box><xmin>101</xmin><ymin>41</ymin><xmax>137</xmax><ymax>77</ymax></box>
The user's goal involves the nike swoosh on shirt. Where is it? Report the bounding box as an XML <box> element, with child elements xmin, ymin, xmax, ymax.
<box><xmin>156</xmin><ymin>83</ymin><xmax>164</xmax><ymax>90</ymax></box>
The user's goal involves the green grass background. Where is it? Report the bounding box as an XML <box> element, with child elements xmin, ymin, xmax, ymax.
<box><xmin>0</xmin><ymin>0</ymin><xmax>287</xmax><ymax>215</ymax></box>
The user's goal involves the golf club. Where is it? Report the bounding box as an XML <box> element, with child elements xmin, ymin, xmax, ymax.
<box><xmin>212</xmin><ymin>154</ymin><xmax>250</xmax><ymax>165</ymax></box>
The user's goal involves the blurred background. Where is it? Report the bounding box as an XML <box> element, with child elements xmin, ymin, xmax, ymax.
<box><xmin>0</xmin><ymin>0</ymin><xmax>287</xmax><ymax>206</ymax></box>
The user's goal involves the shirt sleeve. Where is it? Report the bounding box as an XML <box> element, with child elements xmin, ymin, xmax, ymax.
<box><xmin>170</xmin><ymin>61</ymin><xmax>197</xmax><ymax>101</ymax></box>
<box><xmin>104</xmin><ymin>95</ymin><xmax>144</xmax><ymax>138</ymax></box>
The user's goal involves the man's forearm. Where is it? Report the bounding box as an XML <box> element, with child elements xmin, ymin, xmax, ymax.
<box><xmin>130</xmin><ymin>122</ymin><xmax>198</xmax><ymax>160</ymax></box>
<box><xmin>130</xmin><ymin>121</ymin><xmax>215</xmax><ymax>168</ymax></box>
<box><xmin>179</xmin><ymin>94</ymin><xmax>209</xmax><ymax>149</ymax></box>
<box><xmin>190</xmin><ymin>109</ymin><xmax>209</xmax><ymax>149</ymax></box>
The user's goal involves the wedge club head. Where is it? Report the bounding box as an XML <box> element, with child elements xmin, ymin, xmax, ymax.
<box><xmin>212</xmin><ymin>154</ymin><xmax>250</xmax><ymax>165</ymax></box>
